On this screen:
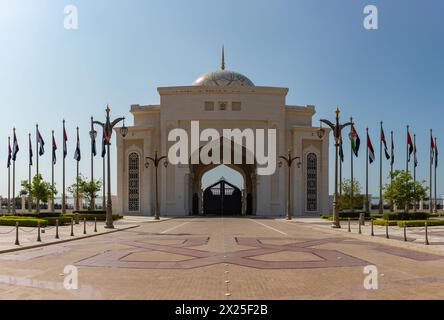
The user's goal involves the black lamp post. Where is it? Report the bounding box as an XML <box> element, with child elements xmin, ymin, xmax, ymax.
<box><xmin>93</xmin><ymin>105</ymin><xmax>127</xmax><ymax>229</ymax></box>
<box><xmin>279</xmin><ymin>149</ymin><xmax>301</xmax><ymax>220</ymax></box>
<box><xmin>318</xmin><ymin>108</ymin><xmax>352</xmax><ymax>228</ymax></box>
<box><xmin>145</xmin><ymin>151</ymin><xmax>168</xmax><ymax>220</ymax></box>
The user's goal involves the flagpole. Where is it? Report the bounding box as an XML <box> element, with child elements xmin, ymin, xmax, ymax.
<box><xmin>366</xmin><ymin>127</ymin><xmax>369</xmax><ymax>214</ymax></box>
<box><xmin>434</xmin><ymin>137</ymin><xmax>438</xmax><ymax>214</ymax></box>
<box><xmin>103</xmin><ymin>155</ymin><xmax>106</xmax><ymax>209</ymax></box>
<box><xmin>62</xmin><ymin>120</ymin><xmax>66</xmax><ymax>214</ymax></box>
<box><xmin>350</xmin><ymin>117</ymin><xmax>354</xmax><ymax>214</ymax></box>
<box><xmin>430</xmin><ymin>129</ymin><xmax>433</xmax><ymax>214</ymax></box>
<box><xmin>76</xmin><ymin>126</ymin><xmax>80</xmax><ymax>223</ymax></box>
<box><xmin>51</xmin><ymin>130</ymin><xmax>55</xmax><ymax>212</ymax></box>
<box><xmin>413</xmin><ymin>134</ymin><xmax>417</xmax><ymax>212</ymax></box>
<box><xmin>36</xmin><ymin>124</ymin><xmax>39</xmax><ymax>176</ymax></box>
<box><xmin>406</xmin><ymin>125</ymin><xmax>410</xmax><ymax>214</ymax></box>
<box><xmin>28</xmin><ymin>133</ymin><xmax>32</xmax><ymax>212</ymax></box>
<box><xmin>12</xmin><ymin>128</ymin><xmax>16</xmax><ymax>214</ymax></box>
<box><xmin>339</xmin><ymin>151</ymin><xmax>342</xmax><ymax>198</ymax></box>
<box><xmin>379</xmin><ymin>122</ymin><xmax>383</xmax><ymax>214</ymax></box>
<box><xmin>90</xmin><ymin>116</ymin><xmax>97</xmax><ymax>210</ymax></box>
<box><xmin>390</xmin><ymin>131</ymin><xmax>394</xmax><ymax>212</ymax></box>
<box><xmin>7</xmin><ymin>136</ymin><xmax>11</xmax><ymax>214</ymax></box>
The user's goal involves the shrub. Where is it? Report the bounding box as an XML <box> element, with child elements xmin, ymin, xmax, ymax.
<box><xmin>398</xmin><ymin>220</ymin><xmax>444</xmax><ymax>227</ymax></box>
<box><xmin>0</xmin><ymin>216</ymin><xmax>46</xmax><ymax>227</ymax></box>
<box><xmin>72</xmin><ymin>210</ymin><xmax>106</xmax><ymax>215</ymax></box>
<box><xmin>339</xmin><ymin>211</ymin><xmax>369</xmax><ymax>218</ymax></box>
<box><xmin>373</xmin><ymin>220</ymin><xmax>398</xmax><ymax>226</ymax></box>
<box><xmin>382</xmin><ymin>212</ymin><xmax>429</xmax><ymax>221</ymax></box>
<box><xmin>63</xmin><ymin>213</ymin><xmax>123</xmax><ymax>221</ymax></box>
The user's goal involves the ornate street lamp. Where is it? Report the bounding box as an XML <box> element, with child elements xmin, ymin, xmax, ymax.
<box><xmin>93</xmin><ymin>105</ymin><xmax>127</xmax><ymax>229</ymax></box>
<box><xmin>318</xmin><ymin>107</ymin><xmax>352</xmax><ymax>228</ymax></box>
<box><xmin>279</xmin><ymin>149</ymin><xmax>301</xmax><ymax>220</ymax></box>
<box><xmin>145</xmin><ymin>151</ymin><xmax>168</xmax><ymax>220</ymax></box>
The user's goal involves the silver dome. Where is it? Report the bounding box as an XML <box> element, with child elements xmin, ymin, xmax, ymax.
<box><xmin>193</xmin><ymin>70</ymin><xmax>255</xmax><ymax>87</ymax></box>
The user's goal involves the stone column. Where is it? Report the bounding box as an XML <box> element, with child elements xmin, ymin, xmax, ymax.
<box><xmin>21</xmin><ymin>195</ymin><xmax>26</xmax><ymax>212</ymax></box>
<box><xmin>419</xmin><ymin>198</ymin><xmax>424</xmax><ymax>211</ymax></box>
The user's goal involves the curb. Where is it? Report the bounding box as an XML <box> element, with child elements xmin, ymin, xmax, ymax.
<box><xmin>0</xmin><ymin>225</ymin><xmax>140</xmax><ymax>255</ymax></box>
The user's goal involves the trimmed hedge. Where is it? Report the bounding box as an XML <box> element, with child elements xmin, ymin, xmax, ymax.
<box><xmin>373</xmin><ymin>220</ymin><xmax>398</xmax><ymax>226</ymax></box>
<box><xmin>0</xmin><ymin>216</ymin><xmax>46</xmax><ymax>227</ymax></box>
<box><xmin>382</xmin><ymin>212</ymin><xmax>429</xmax><ymax>221</ymax></box>
<box><xmin>398</xmin><ymin>220</ymin><xmax>444</xmax><ymax>227</ymax></box>
<box><xmin>63</xmin><ymin>213</ymin><xmax>123</xmax><ymax>221</ymax></box>
<box><xmin>72</xmin><ymin>210</ymin><xmax>106</xmax><ymax>215</ymax></box>
<box><xmin>5</xmin><ymin>212</ymin><xmax>62</xmax><ymax>218</ymax></box>
<box><xmin>373</xmin><ymin>219</ymin><xmax>444</xmax><ymax>227</ymax></box>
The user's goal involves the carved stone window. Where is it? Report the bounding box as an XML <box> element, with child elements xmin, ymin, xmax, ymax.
<box><xmin>128</xmin><ymin>152</ymin><xmax>140</xmax><ymax>212</ymax></box>
<box><xmin>306</xmin><ymin>153</ymin><xmax>317</xmax><ymax>212</ymax></box>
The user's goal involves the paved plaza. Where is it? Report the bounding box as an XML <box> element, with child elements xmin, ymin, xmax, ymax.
<box><xmin>1</xmin><ymin>216</ymin><xmax>444</xmax><ymax>299</ymax></box>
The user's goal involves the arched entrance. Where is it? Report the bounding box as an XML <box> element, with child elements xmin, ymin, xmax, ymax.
<box><xmin>188</xmin><ymin>137</ymin><xmax>257</xmax><ymax>216</ymax></box>
<box><xmin>203</xmin><ymin>179</ymin><xmax>242</xmax><ymax>215</ymax></box>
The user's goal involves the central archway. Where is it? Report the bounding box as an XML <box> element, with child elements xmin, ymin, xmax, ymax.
<box><xmin>188</xmin><ymin>137</ymin><xmax>257</xmax><ymax>216</ymax></box>
<box><xmin>203</xmin><ymin>178</ymin><xmax>242</xmax><ymax>216</ymax></box>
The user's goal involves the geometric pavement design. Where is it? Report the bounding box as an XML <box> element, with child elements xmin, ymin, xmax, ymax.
<box><xmin>75</xmin><ymin>236</ymin><xmax>375</xmax><ymax>270</ymax></box>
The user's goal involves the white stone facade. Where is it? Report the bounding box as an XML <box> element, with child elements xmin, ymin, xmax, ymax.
<box><xmin>115</xmin><ymin>67</ymin><xmax>330</xmax><ymax>217</ymax></box>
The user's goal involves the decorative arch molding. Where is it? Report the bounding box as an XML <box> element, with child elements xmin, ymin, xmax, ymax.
<box><xmin>302</xmin><ymin>145</ymin><xmax>321</xmax><ymax>213</ymax></box>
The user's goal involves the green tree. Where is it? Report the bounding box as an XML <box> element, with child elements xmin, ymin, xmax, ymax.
<box><xmin>68</xmin><ymin>175</ymin><xmax>102</xmax><ymax>211</ymax></box>
<box><xmin>339</xmin><ymin>179</ymin><xmax>364</xmax><ymax>211</ymax></box>
<box><xmin>21</xmin><ymin>174</ymin><xmax>57</xmax><ymax>213</ymax></box>
<box><xmin>384</xmin><ymin>170</ymin><xmax>428</xmax><ymax>211</ymax></box>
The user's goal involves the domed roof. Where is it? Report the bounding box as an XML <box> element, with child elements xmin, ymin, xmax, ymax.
<box><xmin>193</xmin><ymin>70</ymin><xmax>255</xmax><ymax>87</ymax></box>
<box><xmin>192</xmin><ymin>46</ymin><xmax>255</xmax><ymax>87</ymax></box>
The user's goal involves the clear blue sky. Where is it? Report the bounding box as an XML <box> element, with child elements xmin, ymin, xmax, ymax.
<box><xmin>0</xmin><ymin>0</ymin><xmax>443</xmax><ymax>198</ymax></box>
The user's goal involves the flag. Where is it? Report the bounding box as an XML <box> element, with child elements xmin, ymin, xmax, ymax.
<box><xmin>339</xmin><ymin>135</ymin><xmax>344</xmax><ymax>163</ymax></box>
<box><xmin>63</xmin><ymin>126</ymin><xmax>68</xmax><ymax>159</ymax></box>
<box><xmin>7</xmin><ymin>139</ymin><xmax>12</xmax><ymax>168</ymax></box>
<box><xmin>29</xmin><ymin>134</ymin><xmax>33</xmax><ymax>166</ymax></box>
<box><xmin>12</xmin><ymin>131</ymin><xmax>19</xmax><ymax>161</ymax></box>
<box><xmin>407</xmin><ymin>131</ymin><xmax>414</xmax><ymax>162</ymax></box>
<box><xmin>390</xmin><ymin>132</ymin><xmax>395</xmax><ymax>166</ymax></box>
<box><xmin>367</xmin><ymin>132</ymin><xmax>375</xmax><ymax>164</ymax></box>
<box><xmin>414</xmin><ymin>143</ymin><xmax>418</xmax><ymax>168</ymax></box>
<box><xmin>101</xmin><ymin>129</ymin><xmax>107</xmax><ymax>158</ymax></box>
<box><xmin>37</xmin><ymin>128</ymin><xmax>45</xmax><ymax>156</ymax></box>
<box><xmin>436</xmin><ymin>141</ymin><xmax>439</xmax><ymax>169</ymax></box>
<box><xmin>431</xmin><ymin>133</ymin><xmax>435</xmax><ymax>165</ymax></box>
<box><xmin>381</xmin><ymin>126</ymin><xmax>390</xmax><ymax>160</ymax></box>
<box><xmin>74</xmin><ymin>130</ymin><xmax>81</xmax><ymax>161</ymax></box>
<box><xmin>52</xmin><ymin>135</ymin><xmax>57</xmax><ymax>165</ymax></box>
<box><xmin>350</xmin><ymin>126</ymin><xmax>360</xmax><ymax>157</ymax></box>
<box><xmin>92</xmin><ymin>133</ymin><xmax>97</xmax><ymax>157</ymax></box>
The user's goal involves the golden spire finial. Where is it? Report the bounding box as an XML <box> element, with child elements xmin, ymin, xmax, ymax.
<box><xmin>221</xmin><ymin>45</ymin><xmax>225</xmax><ymax>71</ymax></box>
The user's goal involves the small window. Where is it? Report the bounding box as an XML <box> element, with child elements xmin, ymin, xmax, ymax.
<box><xmin>204</xmin><ymin>101</ymin><xmax>214</xmax><ymax>111</ymax></box>
<box><xmin>232</xmin><ymin>102</ymin><xmax>241</xmax><ymax>111</ymax></box>
<box><xmin>219</xmin><ymin>101</ymin><xmax>227</xmax><ymax>111</ymax></box>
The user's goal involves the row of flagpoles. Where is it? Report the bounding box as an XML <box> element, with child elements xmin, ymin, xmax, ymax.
<box><xmin>5</xmin><ymin>121</ymin><xmax>109</xmax><ymax>214</ymax></box>
<box><xmin>339</xmin><ymin>120</ymin><xmax>439</xmax><ymax>214</ymax></box>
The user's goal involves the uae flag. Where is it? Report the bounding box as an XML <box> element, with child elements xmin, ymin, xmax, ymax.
<box><xmin>37</xmin><ymin>128</ymin><xmax>45</xmax><ymax>156</ymax></box>
<box><xmin>74</xmin><ymin>130</ymin><xmax>81</xmax><ymax>162</ymax></box>
<box><xmin>431</xmin><ymin>133</ymin><xmax>436</xmax><ymax>165</ymax></box>
<box><xmin>7</xmin><ymin>139</ymin><xmax>12</xmax><ymax>168</ymax></box>
<box><xmin>29</xmin><ymin>134</ymin><xmax>33</xmax><ymax>166</ymax></box>
<box><xmin>339</xmin><ymin>135</ymin><xmax>344</xmax><ymax>163</ymax></box>
<box><xmin>350</xmin><ymin>126</ymin><xmax>360</xmax><ymax>157</ymax></box>
<box><xmin>407</xmin><ymin>131</ymin><xmax>414</xmax><ymax>162</ymax></box>
<box><xmin>390</xmin><ymin>132</ymin><xmax>395</xmax><ymax>166</ymax></box>
<box><xmin>12</xmin><ymin>131</ymin><xmax>19</xmax><ymax>161</ymax></box>
<box><xmin>435</xmin><ymin>142</ymin><xmax>439</xmax><ymax>169</ymax></box>
<box><xmin>63</xmin><ymin>126</ymin><xmax>68</xmax><ymax>159</ymax></box>
<box><xmin>381</xmin><ymin>126</ymin><xmax>390</xmax><ymax>160</ymax></box>
<box><xmin>52</xmin><ymin>135</ymin><xmax>58</xmax><ymax>165</ymax></box>
<box><xmin>367</xmin><ymin>132</ymin><xmax>375</xmax><ymax>164</ymax></box>
<box><xmin>101</xmin><ymin>129</ymin><xmax>108</xmax><ymax>158</ymax></box>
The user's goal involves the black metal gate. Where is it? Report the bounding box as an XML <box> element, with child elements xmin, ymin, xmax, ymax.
<box><xmin>203</xmin><ymin>180</ymin><xmax>242</xmax><ymax>215</ymax></box>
